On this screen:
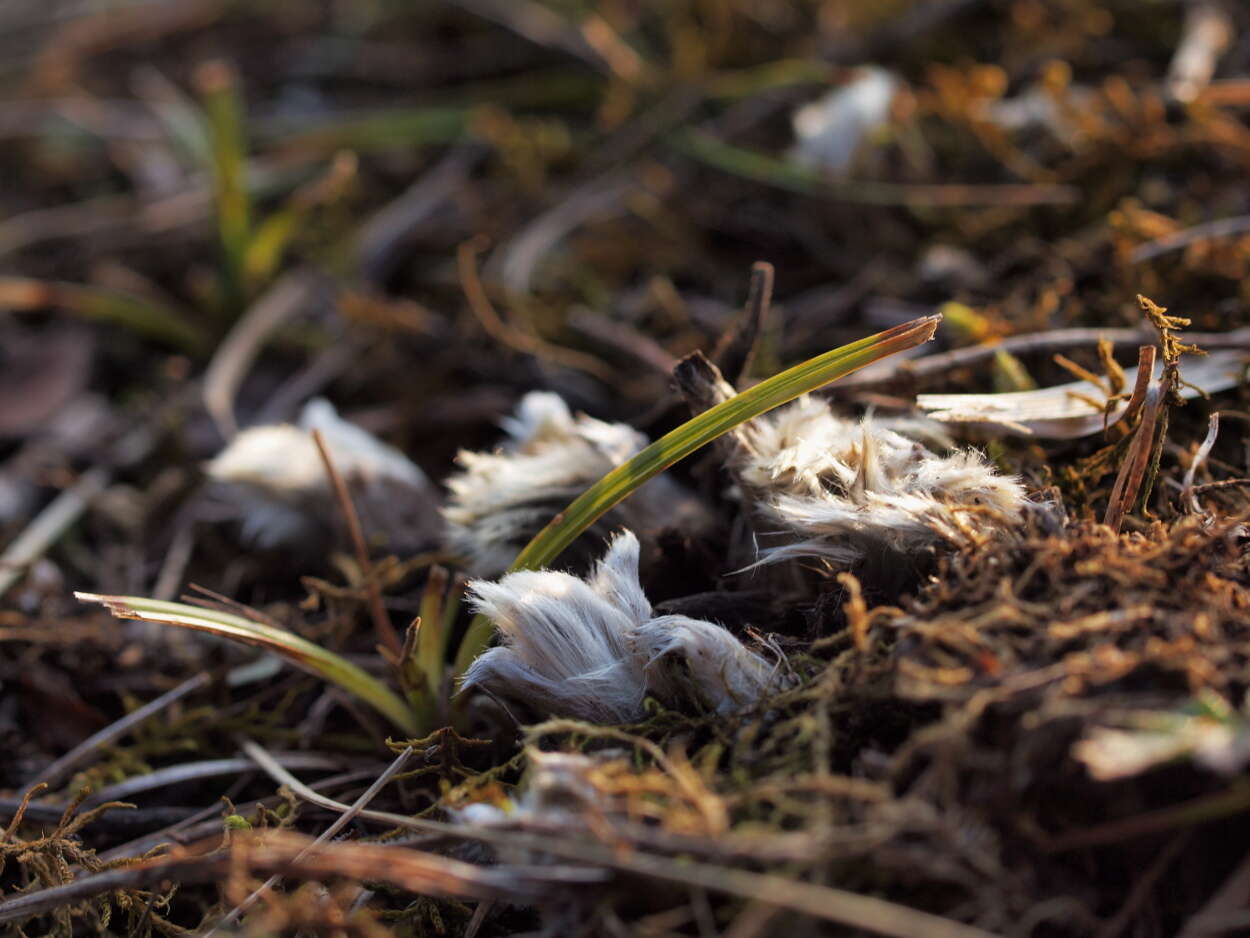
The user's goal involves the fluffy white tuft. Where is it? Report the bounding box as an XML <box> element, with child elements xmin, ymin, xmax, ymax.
<box><xmin>206</xmin><ymin>423</ymin><xmax>326</xmax><ymax>500</ymax></box>
<box><xmin>299</xmin><ymin>398</ymin><xmax>429</xmax><ymax>489</ymax></box>
<box><xmin>732</xmin><ymin>395</ymin><xmax>1025</xmax><ymax>565</ymax></box>
<box><xmin>461</xmin><ymin>530</ymin><xmax>783</xmax><ymax>722</ymax></box>
<box><xmin>205</xmin><ymin>398</ymin><xmax>438</xmax><ymax>550</ymax></box>
<box><xmin>444</xmin><ymin>391</ymin><xmax>706</xmax><ymax>577</ymax></box>
<box><xmin>634</xmin><ymin>614</ymin><xmax>778</xmax><ymax>716</ymax></box>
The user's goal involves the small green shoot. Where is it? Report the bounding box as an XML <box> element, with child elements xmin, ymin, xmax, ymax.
<box><xmin>188</xmin><ymin>64</ymin><xmax>362</xmax><ymax>313</ymax></box>
<box><xmin>242</xmin><ymin>151</ymin><xmax>358</xmax><ymax>291</ymax></box>
<box><xmin>396</xmin><ymin>566</ymin><xmax>466</xmax><ymax>730</ymax></box>
<box><xmin>75</xmin><ymin>593</ymin><xmax>420</xmax><ymax>736</ymax></box>
<box><xmin>417</xmin><ymin>566</ymin><xmax>463</xmax><ymax>696</ymax></box>
<box><xmin>453</xmin><ymin>313</ymin><xmax>942</xmax><ymax>674</ymax></box>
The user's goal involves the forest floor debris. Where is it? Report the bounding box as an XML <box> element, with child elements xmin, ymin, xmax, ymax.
<box><xmin>4</xmin><ymin>2</ymin><xmax>1250</xmax><ymax>936</ymax></box>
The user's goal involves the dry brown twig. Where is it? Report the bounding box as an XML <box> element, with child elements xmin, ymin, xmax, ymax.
<box><xmin>205</xmin><ymin>746</ymin><xmax>415</xmax><ymax>934</ymax></box>
<box><xmin>714</xmin><ymin>260</ymin><xmax>774</xmax><ymax>385</ymax></box>
<box><xmin>310</xmin><ymin>428</ymin><xmax>402</xmax><ymax>658</ymax></box>
<box><xmin>457</xmin><ymin>236</ymin><xmax>614</xmax><ymax>380</ymax></box>
<box><xmin>1102</xmin><ymin>296</ymin><xmax>1206</xmax><ymax>531</ymax></box>
<box><xmin>1103</xmin><ymin>384</ymin><xmax>1163</xmax><ymax>534</ymax></box>
<box><xmin>0</xmin><ymin>829</ymin><xmax>576</xmax><ymax>928</ymax></box>
<box><xmin>2</xmin><ymin>795</ymin><xmax>1006</xmax><ymax>938</ymax></box>
<box><xmin>840</xmin><ymin>323</ymin><xmax>1246</xmax><ymax>392</ymax></box>
<box><xmin>1104</xmin><ymin>345</ymin><xmax>1156</xmax><ymax>432</ymax></box>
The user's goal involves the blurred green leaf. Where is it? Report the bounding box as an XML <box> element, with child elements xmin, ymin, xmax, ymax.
<box><xmin>269</xmin><ymin>108</ymin><xmax>471</xmax><ymax>155</ymax></box>
<box><xmin>670</xmin><ymin>130</ymin><xmax>1078</xmax><ymax>207</ymax></box>
<box><xmin>197</xmin><ymin>61</ymin><xmax>253</xmax><ymax>311</ymax></box>
<box><xmin>0</xmin><ymin>277</ymin><xmax>207</xmax><ymax>352</ymax></box>
<box><xmin>243</xmin><ymin>152</ymin><xmax>358</xmax><ymax>289</ymax></box>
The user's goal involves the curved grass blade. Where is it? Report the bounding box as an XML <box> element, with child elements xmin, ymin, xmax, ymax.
<box><xmin>453</xmin><ymin>313</ymin><xmax>942</xmax><ymax>674</ymax></box>
<box><xmin>0</xmin><ymin>278</ymin><xmax>208</xmax><ymax>352</ymax></box>
<box><xmin>75</xmin><ymin>593</ymin><xmax>419</xmax><ymax>736</ymax></box>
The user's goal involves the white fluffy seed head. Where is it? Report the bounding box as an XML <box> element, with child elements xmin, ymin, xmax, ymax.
<box><xmin>444</xmin><ymin>391</ymin><xmax>708</xmax><ymax>577</ymax></box>
<box><xmin>499</xmin><ymin>391</ymin><xmax>646</xmax><ymax>461</ymax></box>
<box><xmin>205</xmin><ymin>398</ymin><xmax>438</xmax><ymax>550</ymax></box>
<box><xmin>461</xmin><ymin>530</ymin><xmax>783</xmax><ymax>723</ymax></box>
<box><xmin>633</xmin><ymin>615</ymin><xmax>778</xmax><ymax>716</ymax></box>
<box><xmin>206</xmin><ymin>423</ymin><xmax>326</xmax><ymax>499</ymax></box>
<box><xmin>733</xmin><ymin>395</ymin><xmax>1025</xmax><ymax>566</ymax></box>
<box><xmin>299</xmin><ymin>398</ymin><xmax>430</xmax><ymax>489</ymax></box>
<box><xmin>463</xmin><ymin>531</ymin><xmax>650</xmax><ymax>724</ymax></box>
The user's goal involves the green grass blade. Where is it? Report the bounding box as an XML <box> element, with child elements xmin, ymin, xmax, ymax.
<box><xmin>670</xmin><ymin>130</ymin><xmax>1077</xmax><ymax>207</ymax></box>
<box><xmin>266</xmin><ymin>108</ymin><xmax>470</xmax><ymax>156</ymax></box>
<box><xmin>132</xmin><ymin>66</ymin><xmax>214</xmax><ymax>169</ymax></box>
<box><xmin>0</xmin><ymin>277</ymin><xmax>208</xmax><ymax>352</ymax></box>
<box><xmin>452</xmin><ymin>314</ymin><xmax>942</xmax><ymax>674</ymax></box>
<box><xmin>257</xmin><ymin>72</ymin><xmax>601</xmax><ymax>155</ymax></box>
<box><xmin>416</xmin><ymin>567</ymin><xmax>451</xmax><ymax>696</ymax></box>
<box><xmin>243</xmin><ymin>152</ymin><xmax>357</xmax><ymax>290</ymax></box>
<box><xmin>396</xmin><ymin>568</ymin><xmax>467</xmax><ymax>733</ymax></box>
<box><xmin>704</xmin><ymin>59</ymin><xmax>835</xmax><ymax>101</ymax></box>
<box><xmin>76</xmin><ymin>593</ymin><xmax>420</xmax><ymax>736</ymax></box>
<box><xmin>196</xmin><ymin>61</ymin><xmax>252</xmax><ymax>312</ymax></box>
<box><xmin>242</xmin><ymin>209</ymin><xmax>301</xmax><ymax>290</ymax></box>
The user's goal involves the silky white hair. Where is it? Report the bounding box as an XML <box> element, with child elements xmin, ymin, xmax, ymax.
<box><xmin>444</xmin><ymin>392</ymin><xmax>708</xmax><ymax>577</ymax></box>
<box><xmin>461</xmin><ymin>530</ymin><xmax>783</xmax><ymax>723</ymax></box>
<box><xmin>734</xmin><ymin>395</ymin><xmax>1025</xmax><ymax>566</ymax></box>
<box><xmin>205</xmin><ymin>398</ymin><xmax>439</xmax><ymax>550</ymax></box>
